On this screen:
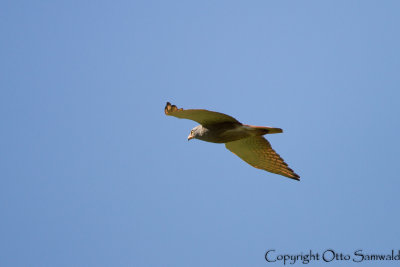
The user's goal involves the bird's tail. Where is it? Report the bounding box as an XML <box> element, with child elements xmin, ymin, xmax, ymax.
<box><xmin>244</xmin><ymin>125</ymin><xmax>283</xmax><ymax>135</ymax></box>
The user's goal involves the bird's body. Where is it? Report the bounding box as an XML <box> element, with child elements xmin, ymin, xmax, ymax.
<box><xmin>165</xmin><ymin>102</ymin><xmax>300</xmax><ymax>180</ymax></box>
<box><xmin>191</xmin><ymin>124</ymin><xmax>280</xmax><ymax>143</ymax></box>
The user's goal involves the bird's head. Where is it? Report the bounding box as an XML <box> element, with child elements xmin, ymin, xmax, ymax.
<box><xmin>188</xmin><ymin>125</ymin><xmax>203</xmax><ymax>141</ymax></box>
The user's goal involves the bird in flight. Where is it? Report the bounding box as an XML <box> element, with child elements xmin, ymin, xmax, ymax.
<box><xmin>164</xmin><ymin>102</ymin><xmax>300</xmax><ymax>180</ymax></box>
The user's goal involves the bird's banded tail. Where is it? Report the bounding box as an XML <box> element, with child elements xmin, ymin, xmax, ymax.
<box><xmin>243</xmin><ymin>125</ymin><xmax>283</xmax><ymax>135</ymax></box>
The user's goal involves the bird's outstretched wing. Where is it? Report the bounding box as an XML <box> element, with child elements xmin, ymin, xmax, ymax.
<box><xmin>225</xmin><ymin>136</ymin><xmax>300</xmax><ymax>180</ymax></box>
<box><xmin>165</xmin><ymin>102</ymin><xmax>240</xmax><ymax>126</ymax></box>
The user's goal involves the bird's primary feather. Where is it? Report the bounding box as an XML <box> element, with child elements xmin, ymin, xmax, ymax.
<box><xmin>225</xmin><ymin>136</ymin><xmax>300</xmax><ymax>180</ymax></box>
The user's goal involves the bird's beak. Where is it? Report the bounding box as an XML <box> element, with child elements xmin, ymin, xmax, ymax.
<box><xmin>188</xmin><ymin>134</ymin><xmax>194</xmax><ymax>141</ymax></box>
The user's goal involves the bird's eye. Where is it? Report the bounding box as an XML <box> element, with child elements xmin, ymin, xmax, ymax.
<box><xmin>191</xmin><ymin>130</ymin><xmax>194</xmax><ymax>134</ymax></box>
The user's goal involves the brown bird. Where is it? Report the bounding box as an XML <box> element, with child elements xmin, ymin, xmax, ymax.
<box><xmin>164</xmin><ymin>102</ymin><xmax>300</xmax><ymax>180</ymax></box>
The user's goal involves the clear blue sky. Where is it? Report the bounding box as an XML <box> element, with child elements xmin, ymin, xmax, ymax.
<box><xmin>1</xmin><ymin>1</ymin><xmax>399</xmax><ymax>266</ymax></box>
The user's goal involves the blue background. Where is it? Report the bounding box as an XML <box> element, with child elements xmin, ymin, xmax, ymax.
<box><xmin>1</xmin><ymin>1</ymin><xmax>399</xmax><ymax>266</ymax></box>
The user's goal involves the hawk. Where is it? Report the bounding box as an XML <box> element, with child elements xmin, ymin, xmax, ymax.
<box><xmin>164</xmin><ymin>102</ymin><xmax>300</xmax><ymax>180</ymax></box>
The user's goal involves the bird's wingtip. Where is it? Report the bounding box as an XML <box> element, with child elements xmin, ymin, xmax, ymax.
<box><xmin>165</xmin><ymin>102</ymin><xmax>181</xmax><ymax>115</ymax></box>
<box><xmin>165</xmin><ymin>102</ymin><xmax>173</xmax><ymax>114</ymax></box>
<box><xmin>292</xmin><ymin>174</ymin><xmax>300</xmax><ymax>181</ymax></box>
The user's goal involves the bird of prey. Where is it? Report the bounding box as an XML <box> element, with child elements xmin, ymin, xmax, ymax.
<box><xmin>164</xmin><ymin>102</ymin><xmax>300</xmax><ymax>180</ymax></box>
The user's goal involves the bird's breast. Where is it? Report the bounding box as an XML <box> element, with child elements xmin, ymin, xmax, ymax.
<box><xmin>197</xmin><ymin>124</ymin><xmax>251</xmax><ymax>143</ymax></box>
